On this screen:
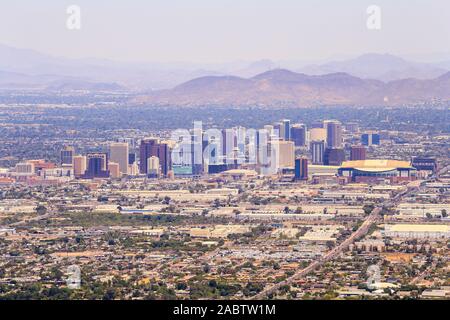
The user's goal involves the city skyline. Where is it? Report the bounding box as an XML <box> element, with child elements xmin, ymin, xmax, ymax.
<box><xmin>0</xmin><ymin>0</ymin><xmax>448</xmax><ymax>305</ymax></box>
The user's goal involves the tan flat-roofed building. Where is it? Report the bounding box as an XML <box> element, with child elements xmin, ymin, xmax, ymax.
<box><xmin>341</xmin><ymin>160</ymin><xmax>413</xmax><ymax>171</ymax></box>
<box><xmin>384</xmin><ymin>224</ymin><xmax>450</xmax><ymax>239</ymax></box>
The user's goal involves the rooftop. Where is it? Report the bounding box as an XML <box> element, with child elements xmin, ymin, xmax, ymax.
<box><xmin>340</xmin><ymin>159</ymin><xmax>413</xmax><ymax>172</ymax></box>
<box><xmin>386</xmin><ymin>224</ymin><xmax>449</xmax><ymax>233</ymax></box>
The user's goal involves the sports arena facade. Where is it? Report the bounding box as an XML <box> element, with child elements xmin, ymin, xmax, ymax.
<box><xmin>338</xmin><ymin>160</ymin><xmax>417</xmax><ymax>183</ymax></box>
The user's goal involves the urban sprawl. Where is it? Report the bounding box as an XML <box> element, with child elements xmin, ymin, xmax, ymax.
<box><xmin>0</xmin><ymin>107</ymin><xmax>449</xmax><ymax>300</ymax></box>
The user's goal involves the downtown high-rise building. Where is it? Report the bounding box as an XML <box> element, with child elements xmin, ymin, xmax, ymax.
<box><xmin>191</xmin><ymin>128</ymin><xmax>204</xmax><ymax>175</ymax></box>
<box><xmin>128</xmin><ymin>153</ymin><xmax>136</xmax><ymax>165</ymax></box>
<box><xmin>109</xmin><ymin>142</ymin><xmax>129</xmax><ymax>175</ymax></box>
<box><xmin>309</xmin><ymin>127</ymin><xmax>327</xmax><ymax>143</ymax></box>
<box><xmin>281</xmin><ymin>119</ymin><xmax>291</xmax><ymax>141</ymax></box>
<box><xmin>269</xmin><ymin>139</ymin><xmax>295</xmax><ymax>169</ymax></box>
<box><xmin>324</xmin><ymin>148</ymin><xmax>346</xmax><ymax>166</ymax></box>
<box><xmin>273</xmin><ymin>122</ymin><xmax>283</xmax><ymax>140</ymax></box>
<box><xmin>108</xmin><ymin>162</ymin><xmax>120</xmax><ymax>179</ymax></box>
<box><xmin>350</xmin><ymin>145</ymin><xmax>367</xmax><ymax>161</ymax></box>
<box><xmin>324</xmin><ymin>120</ymin><xmax>343</xmax><ymax>148</ymax></box>
<box><xmin>139</xmin><ymin>138</ymin><xmax>171</xmax><ymax>176</ymax></box>
<box><xmin>147</xmin><ymin>156</ymin><xmax>160</xmax><ymax>177</ymax></box>
<box><xmin>73</xmin><ymin>155</ymin><xmax>86</xmax><ymax>178</ymax></box>
<box><xmin>291</xmin><ymin>124</ymin><xmax>306</xmax><ymax>147</ymax></box>
<box><xmin>60</xmin><ymin>146</ymin><xmax>74</xmax><ymax>165</ymax></box>
<box><xmin>361</xmin><ymin>132</ymin><xmax>380</xmax><ymax>146</ymax></box>
<box><xmin>263</xmin><ymin>125</ymin><xmax>274</xmax><ymax>136</ymax></box>
<box><xmin>222</xmin><ymin>127</ymin><xmax>246</xmax><ymax>157</ymax></box>
<box><xmin>295</xmin><ymin>157</ymin><xmax>308</xmax><ymax>180</ymax></box>
<box><xmin>310</xmin><ymin>140</ymin><xmax>325</xmax><ymax>165</ymax></box>
<box><xmin>84</xmin><ymin>153</ymin><xmax>109</xmax><ymax>178</ymax></box>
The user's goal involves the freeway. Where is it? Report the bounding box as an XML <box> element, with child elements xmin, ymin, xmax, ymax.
<box><xmin>251</xmin><ymin>184</ymin><xmax>421</xmax><ymax>299</ymax></box>
<box><xmin>251</xmin><ymin>207</ymin><xmax>381</xmax><ymax>299</ymax></box>
<box><xmin>437</xmin><ymin>163</ymin><xmax>450</xmax><ymax>177</ymax></box>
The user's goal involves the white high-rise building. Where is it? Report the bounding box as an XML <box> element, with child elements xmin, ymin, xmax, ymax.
<box><xmin>147</xmin><ymin>156</ymin><xmax>160</xmax><ymax>177</ymax></box>
<box><xmin>310</xmin><ymin>141</ymin><xmax>325</xmax><ymax>165</ymax></box>
<box><xmin>269</xmin><ymin>140</ymin><xmax>295</xmax><ymax>170</ymax></box>
<box><xmin>109</xmin><ymin>142</ymin><xmax>129</xmax><ymax>175</ymax></box>
<box><xmin>309</xmin><ymin>128</ymin><xmax>327</xmax><ymax>143</ymax></box>
<box><xmin>324</xmin><ymin>120</ymin><xmax>343</xmax><ymax>148</ymax></box>
<box><xmin>73</xmin><ymin>155</ymin><xmax>87</xmax><ymax>177</ymax></box>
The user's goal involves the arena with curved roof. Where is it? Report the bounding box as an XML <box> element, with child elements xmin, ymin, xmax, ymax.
<box><xmin>338</xmin><ymin>160</ymin><xmax>417</xmax><ymax>183</ymax></box>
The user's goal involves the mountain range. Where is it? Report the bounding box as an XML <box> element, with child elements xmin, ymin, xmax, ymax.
<box><xmin>0</xmin><ymin>43</ymin><xmax>449</xmax><ymax>106</ymax></box>
<box><xmin>298</xmin><ymin>53</ymin><xmax>448</xmax><ymax>82</ymax></box>
<box><xmin>0</xmin><ymin>44</ymin><xmax>449</xmax><ymax>92</ymax></box>
<box><xmin>134</xmin><ymin>69</ymin><xmax>450</xmax><ymax>107</ymax></box>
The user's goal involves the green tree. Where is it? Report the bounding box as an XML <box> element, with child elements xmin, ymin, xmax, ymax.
<box><xmin>36</xmin><ymin>205</ymin><xmax>47</xmax><ymax>215</ymax></box>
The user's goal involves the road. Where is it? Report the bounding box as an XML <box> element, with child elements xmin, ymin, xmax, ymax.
<box><xmin>251</xmin><ymin>184</ymin><xmax>421</xmax><ymax>299</ymax></box>
<box><xmin>437</xmin><ymin>163</ymin><xmax>450</xmax><ymax>177</ymax></box>
<box><xmin>251</xmin><ymin>207</ymin><xmax>381</xmax><ymax>299</ymax></box>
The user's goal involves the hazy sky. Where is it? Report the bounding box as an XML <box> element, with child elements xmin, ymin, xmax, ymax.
<box><xmin>0</xmin><ymin>0</ymin><xmax>449</xmax><ymax>63</ymax></box>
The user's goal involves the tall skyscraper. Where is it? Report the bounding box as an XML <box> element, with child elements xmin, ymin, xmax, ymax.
<box><xmin>109</xmin><ymin>142</ymin><xmax>129</xmax><ymax>175</ymax></box>
<box><xmin>191</xmin><ymin>128</ymin><xmax>204</xmax><ymax>175</ymax></box>
<box><xmin>263</xmin><ymin>125</ymin><xmax>274</xmax><ymax>136</ymax></box>
<box><xmin>311</xmin><ymin>122</ymin><xmax>324</xmax><ymax>129</ymax></box>
<box><xmin>84</xmin><ymin>153</ymin><xmax>109</xmax><ymax>178</ymax></box>
<box><xmin>295</xmin><ymin>157</ymin><xmax>308</xmax><ymax>180</ymax></box>
<box><xmin>128</xmin><ymin>153</ymin><xmax>136</xmax><ymax>165</ymax></box>
<box><xmin>108</xmin><ymin>162</ymin><xmax>120</xmax><ymax>179</ymax></box>
<box><xmin>147</xmin><ymin>156</ymin><xmax>160</xmax><ymax>178</ymax></box>
<box><xmin>60</xmin><ymin>146</ymin><xmax>74</xmax><ymax>165</ymax></box>
<box><xmin>325</xmin><ymin>120</ymin><xmax>343</xmax><ymax>148</ymax></box>
<box><xmin>139</xmin><ymin>138</ymin><xmax>171</xmax><ymax>176</ymax></box>
<box><xmin>235</xmin><ymin>126</ymin><xmax>246</xmax><ymax>155</ymax></box>
<box><xmin>273</xmin><ymin>122</ymin><xmax>283</xmax><ymax>140</ymax></box>
<box><xmin>309</xmin><ymin>128</ymin><xmax>327</xmax><ymax>143</ymax></box>
<box><xmin>291</xmin><ymin>124</ymin><xmax>306</xmax><ymax>147</ymax></box>
<box><xmin>269</xmin><ymin>140</ymin><xmax>295</xmax><ymax>169</ymax></box>
<box><xmin>350</xmin><ymin>145</ymin><xmax>367</xmax><ymax>161</ymax></box>
<box><xmin>73</xmin><ymin>155</ymin><xmax>86</xmax><ymax>178</ymax></box>
<box><xmin>361</xmin><ymin>133</ymin><xmax>380</xmax><ymax>146</ymax></box>
<box><xmin>310</xmin><ymin>141</ymin><xmax>325</xmax><ymax>165</ymax></box>
<box><xmin>282</xmin><ymin>119</ymin><xmax>291</xmax><ymax>141</ymax></box>
<box><xmin>324</xmin><ymin>148</ymin><xmax>346</xmax><ymax>166</ymax></box>
<box><xmin>345</xmin><ymin>122</ymin><xmax>359</xmax><ymax>133</ymax></box>
<box><xmin>222</xmin><ymin>128</ymin><xmax>237</xmax><ymax>158</ymax></box>
<box><xmin>172</xmin><ymin>134</ymin><xmax>199</xmax><ymax>176</ymax></box>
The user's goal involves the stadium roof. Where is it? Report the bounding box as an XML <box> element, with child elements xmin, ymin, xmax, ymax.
<box><xmin>340</xmin><ymin>160</ymin><xmax>414</xmax><ymax>172</ymax></box>
<box><xmin>222</xmin><ymin>169</ymin><xmax>258</xmax><ymax>176</ymax></box>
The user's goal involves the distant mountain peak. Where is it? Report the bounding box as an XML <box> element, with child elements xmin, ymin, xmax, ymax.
<box><xmin>437</xmin><ymin>71</ymin><xmax>450</xmax><ymax>80</ymax></box>
<box><xmin>299</xmin><ymin>53</ymin><xmax>448</xmax><ymax>82</ymax></box>
<box><xmin>135</xmin><ymin>69</ymin><xmax>450</xmax><ymax>107</ymax></box>
<box><xmin>252</xmin><ymin>68</ymin><xmax>307</xmax><ymax>81</ymax></box>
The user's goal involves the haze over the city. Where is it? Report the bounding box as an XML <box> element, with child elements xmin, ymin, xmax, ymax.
<box><xmin>1</xmin><ymin>0</ymin><xmax>449</xmax><ymax>64</ymax></box>
<box><xmin>0</xmin><ymin>0</ymin><xmax>449</xmax><ymax>305</ymax></box>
